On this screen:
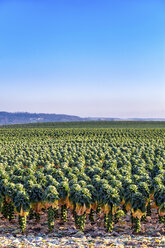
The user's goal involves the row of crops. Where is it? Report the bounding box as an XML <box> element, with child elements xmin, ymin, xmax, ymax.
<box><xmin>2</xmin><ymin>120</ymin><xmax>165</xmax><ymax>129</ymax></box>
<box><xmin>0</xmin><ymin>128</ymin><xmax>164</xmax><ymax>233</ymax></box>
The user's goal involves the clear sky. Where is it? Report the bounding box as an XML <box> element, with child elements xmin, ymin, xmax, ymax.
<box><xmin>0</xmin><ymin>0</ymin><xmax>165</xmax><ymax>118</ymax></box>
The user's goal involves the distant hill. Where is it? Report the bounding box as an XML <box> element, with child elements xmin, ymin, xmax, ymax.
<box><xmin>0</xmin><ymin>111</ymin><xmax>119</xmax><ymax>125</ymax></box>
<box><xmin>0</xmin><ymin>111</ymin><xmax>81</xmax><ymax>125</ymax></box>
<box><xmin>0</xmin><ymin>111</ymin><xmax>164</xmax><ymax>125</ymax></box>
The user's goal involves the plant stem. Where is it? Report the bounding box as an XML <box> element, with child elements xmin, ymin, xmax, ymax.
<box><xmin>74</xmin><ymin>212</ymin><xmax>86</xmax><ymax>231</ymax></box>
<box><xmin>89</xmin><ymin>209</ymin><xmax>95</xmax><ymax>225</ymax></box>
<box><xmin>147</xmin><ymin>201</ymin><xmax>151</xmax><ymax>216</ymax></box>
<box><xmin>134</xmin><ymin>217</ymin><xmax>141</xmax><ymax>233</ymax></box>
<box><xmin>19</xmin><ymin>215</ymin><xmax>26</xmax><ymax>233</ymax></box>
<box><xmin>61</xmin><ymin>204</ymin><xmax>67</xmax><ymax>222</ymax></box>
<box><xmin>48</xmin><ymin>206</ymin><xmax>54</xmax><ymax>232</ymax></box>
<box><xmin>8</xmin><ymin>202</ymin><xmax>14</xmax><ymax>221</ymax></box>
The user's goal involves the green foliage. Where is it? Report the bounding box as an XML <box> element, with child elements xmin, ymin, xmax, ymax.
<box><xmin>14</xmin><ymin>191</ymin><xmax>30</xmax><ymax>214</ymax></box>
<box><xmin>1</xmin><ymin>121</ymin><xmax>165</xmax><ymax>129</ymax></box>
<box><xmin>58</xmin><ymin>181</ymin><xmax>69</xmax><ymax>200</ymax></box>
<box><xmin>69</xmin><ymin>184</ymin><xmax>91</xmax><ymax>208</ymax></box>
<box><xmin>43</xmin><ymin>185</ymin><xmax>59</xmax><ymax>203</ymax></box>
<box><xmin>131</xmin><ymin>192</ymin><xmax>146</xmax><ymax>213</ymax></box>
<box><xmin>154</xmin><ymin>185</ymin><xmax>165</xmax><ymax>207</ymax></box>
<box><xmin>0</xmin><ymin>127</ymin><xmax>164</xmax><ymax>233</ymax></box>
<box><xmin>29</xmin><ymin>184</ymin><xmax>43</xmax><ymax>203</ymax></box>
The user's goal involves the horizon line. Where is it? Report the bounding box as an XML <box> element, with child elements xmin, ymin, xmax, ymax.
<box><xmin>0</xmin><ymin>110</ymin><xmax>165</xmax><ymax>120</ymax></box>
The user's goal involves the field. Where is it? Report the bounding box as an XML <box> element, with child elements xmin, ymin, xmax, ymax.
<box><xmin>1</xmin><ymin>120</ymin><xmax>165</xmax><ymax>129</ymax></box>
<box><xmin>0</xmin><ymin>125</ymin><xmax>164</xmax><ymax>246</ymax></box>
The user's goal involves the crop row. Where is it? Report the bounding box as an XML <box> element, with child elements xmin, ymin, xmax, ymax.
<box><xmin>0</xmin><ymin>128</ymin><xmax>164</xmax><ymax>233</ymax></box>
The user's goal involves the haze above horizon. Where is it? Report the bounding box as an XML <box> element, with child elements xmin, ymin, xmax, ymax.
<box><xmin>0</xmin><ymin>0</ymin><xmax>165</xmax><ymax>118</ymax></box>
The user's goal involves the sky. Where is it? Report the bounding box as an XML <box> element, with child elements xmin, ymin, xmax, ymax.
<box><xmin>0</xmin><ymin>0</ymin><xmax>165</xmax><ymax>118</ymax></box>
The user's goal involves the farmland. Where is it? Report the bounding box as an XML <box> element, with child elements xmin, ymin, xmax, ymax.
<box><xmin>0</xmin><ymin>126</ymin><xmax>164</xmax><ymax>239</ymax></box>
<box><xmin>1</xmin><ymin>120</ymin><xmax>165</xmax><ymax>129</ymax></box>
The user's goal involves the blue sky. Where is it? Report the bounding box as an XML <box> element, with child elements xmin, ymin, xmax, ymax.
<box><xmin>0</xmin><ymin>0</ymin><xmax>165</xmax><ymax>117</ymax></box>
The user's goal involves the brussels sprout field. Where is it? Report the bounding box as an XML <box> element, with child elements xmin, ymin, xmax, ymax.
<box><xmin>0</xmin><ymin>128</ymin><xmax>164</xmax><ymax>234</ymax></box>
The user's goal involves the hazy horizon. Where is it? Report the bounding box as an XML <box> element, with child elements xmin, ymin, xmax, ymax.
<box><xmin>1</xmin><ymin>110</ymin><xmax>165</xmax><ymax>119</ymax></box>
<box><xmin>0</xmin><ymin>0</ymin><xmax>165</xmax><ymax>118</ymax></box>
